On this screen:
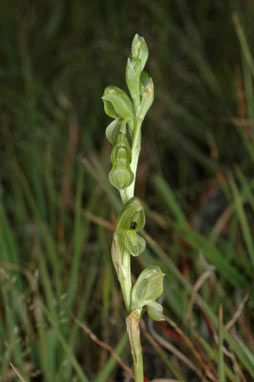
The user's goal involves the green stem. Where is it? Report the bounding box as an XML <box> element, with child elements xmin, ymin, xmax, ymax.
<box><xmin>120</xmin><ymin>117</ymin><xmax>143</xmax><ymax>204</ymax></box>
<box><xmin>132</xmin><ymin>334</ymin><xmax>144</xmax><ymax>382</ymax></box>
<box><xmin>126</xmin><ymin>309</ymin><xmax>144</xmax><ymax>382</ymax></box>
<box><xmin>112</xmin><ymin>237</ymin><xmax>144</xmax><ymax>381</ymax></box>
<box><xmin>123</xmin><ymin>116</ymin><xmax>145</xmax><ymax>382</ymax></box>
<box><xmin>111</xmin><ymin>234</ymin><xmax>132</xmax><ymax>312</ymax></box>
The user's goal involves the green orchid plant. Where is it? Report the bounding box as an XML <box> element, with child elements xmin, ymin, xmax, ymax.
<box><xmin>102</xmin><ymin>34</ymin><xmax>165</xmax><ymax>382</ymax></box>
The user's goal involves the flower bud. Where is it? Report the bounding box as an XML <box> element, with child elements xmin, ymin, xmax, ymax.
<box><xmin>108</xmin><ymin>163</ymin><xmax>134</xmax><ymax>190</ymax></box>
<box><xmin>126</xmin><ymin>57</ymin><xmax>141</xmax><ymax>107</ymax></box>
<box><xmin>131</xmin><ymin>34</ymin><xmax>149</xmax><ymax>72</ymax></box>
<box><xmin>108</xmin><ymin>122</ymin><xmax>134</xmax><ymax>190</ymax></box>
<box><xmin>131</xmin><ymin>265</ymin><xmax>164</xmax><ymax>310</ymax></box>
<box><xmin>137</xmin><ymin>77</ymin><xmax>154</xmax><ymax>120</ymax></box>
<box><xmin>102</xmin><ymin>86</ymin><xmax>134</xmax><ymax>120</ymax></box>
<box><xmin>110</xmin><ymin>126</ymin><xmax>131</xmax><ymax>163</ymax></box>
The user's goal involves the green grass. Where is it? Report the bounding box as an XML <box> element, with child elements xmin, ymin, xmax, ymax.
<box><xmin>0</xmin><ymin>0</ymin><xmax>254</xmax><ymax>381</ymax></box>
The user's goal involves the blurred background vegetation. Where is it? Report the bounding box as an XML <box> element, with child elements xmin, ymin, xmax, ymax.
<box><xmin>0</xmin><ymin>0</ymin><xmax>254</xmax><ymax>381</ymax></box>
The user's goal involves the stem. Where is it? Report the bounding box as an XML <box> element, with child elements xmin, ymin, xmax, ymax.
<box><xmin>112</xmin><ymin>235</ymin><xmax>144</xmax><ymax>381</ymax></box>
<box><xmin>111</xmin><ymin>235</ymin><xmax>132</xmax><ymax>312</ymax></box>
<box><xmin>123</xmin><ymin>115</ymin><xmax>144</xmax><ymax>382</ymax></box>
<box><xmin>129</xmin><ymin>118</ymin><xmax>142</xmax><ymax>193</ymax></box>
<box><xmin>126</xmin><ymin>309</ymin><xmax>144</xmax><ymax>382</ymax></box>
<box><xmin>120</xmin><ymin>117</ymin><xmax>143</xmax><ymax>204</ymax></box>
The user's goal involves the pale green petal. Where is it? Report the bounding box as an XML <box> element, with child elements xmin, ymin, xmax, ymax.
<box><xmin>147</xmin><ymin>301</ymin><xmax>164</xmax><ymax>321</ymax></box>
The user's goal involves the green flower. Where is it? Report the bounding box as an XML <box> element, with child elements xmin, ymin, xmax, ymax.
<box><xmin>116</xmin><ymin>197</ymin><xmax>145</xmax><ymax>232</ymax></box>
<box><xmin>115</xmin><ymin>197</ymin><xmax>146</xmax><ymax>256</ymax></box>
<box><xmin>131</xmin><ymin>265</ymin><xmax>165</xmax><ymax>320</ymax></box>
<box><xmin>102</xmin><ymin>86</ymin><xmax>134</xmax><ymax>120</ymax></box>
<box><xmin>108</xmin><ymin>123</ymin><xmax>134</xmax><ymax>190</ymax></box>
